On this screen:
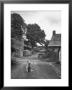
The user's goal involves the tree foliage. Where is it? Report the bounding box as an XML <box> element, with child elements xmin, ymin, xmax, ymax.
<box><xmin>11</xmin><ymin>13</ymin><xmax>26</xmax><ymax>40</ymax></box>
<box><xmin>44</xmin><ymin>40</ymin><xmax>49</xmax><ymax>48</ymax></box>
<box><xmin>26</xmin><ymin>24</ymin><xmax>46</xmax><ymax>48</ymax></box>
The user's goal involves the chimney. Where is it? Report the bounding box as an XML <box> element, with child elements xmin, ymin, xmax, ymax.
<box><xmin>53</xmin><ymin>30</ymin><xmax>56</xmax><ymax>35</ymax></box>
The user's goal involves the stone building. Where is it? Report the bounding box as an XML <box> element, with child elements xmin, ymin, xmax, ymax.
<box><xmin>11</xmin><ymin>38</ymin><xmax>24</xmax><ymax>57</ymax></box>
<box><xmin>48</xmin><ymin>30</ymin><xmax>61</xmax><ymax>62</ymax></box>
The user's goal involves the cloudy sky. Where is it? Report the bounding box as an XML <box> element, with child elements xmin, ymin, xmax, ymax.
<box><xmin>11</xmin><ymin>10</ymin><xmax>61</xmax><ymax>40</ymax></box>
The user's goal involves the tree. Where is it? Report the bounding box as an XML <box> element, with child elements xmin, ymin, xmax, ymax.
<box><xmin>11</xmin><ymin>13</ymin><xmax>26</xmax><ymax>40</ymax></box>
<box><xmin>26</xmin><ymin>24</ymin><xmax>46</xmax><ymax>48</ymax></box>
<box><xmin>44</xmin><ymin>40</ymin><xmax>49</xmax><ymax>49</ymax></box>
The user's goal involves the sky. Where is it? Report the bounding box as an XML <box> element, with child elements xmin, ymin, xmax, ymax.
<box><xmin>11</xmin><ymin>10</ymin><xmax>61</xmax><ymax>40</ymax></box>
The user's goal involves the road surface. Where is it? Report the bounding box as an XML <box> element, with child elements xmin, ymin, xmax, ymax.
<box><xmin>11</xmin><ymin>54</ymin><xmax>60</xmax><ymax>79</ymax></box>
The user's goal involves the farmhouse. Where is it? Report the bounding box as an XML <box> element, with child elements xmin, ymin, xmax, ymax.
<box><xmin>48</xmin><ymin>30</ymin><xmax>61</xmax><ymax>62</ymax></box>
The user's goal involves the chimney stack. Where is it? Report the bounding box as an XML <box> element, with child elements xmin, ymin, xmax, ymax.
<box><xmin>53</xmin><ymin>30</ymin><xmax>56</xmax><ymax>35</ymax></box>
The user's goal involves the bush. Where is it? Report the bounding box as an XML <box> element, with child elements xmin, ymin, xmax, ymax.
<box><xmin>38</xmin><ymin>53</ymin><xmax>47</xmax><ymax>59</ymax></box>
<box><xmin>11</xmin><ymin>58</ymin><xmax>18</xmax><ymax>67</ymax></box>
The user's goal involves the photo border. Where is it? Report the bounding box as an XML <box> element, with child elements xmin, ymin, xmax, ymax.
<box><xmin>0</xmin><ymin>0</ymin><xmax>70</xmax><ymax>89</ymax></box>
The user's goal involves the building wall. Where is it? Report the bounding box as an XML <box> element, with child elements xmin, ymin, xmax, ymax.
<box><xmin>47</xmin><ymin>47</ymin><xmax>60</xmax><ymax>62</ymax></box>
<box><xmin>11</xmin><ymin>38</ymin><xmax>24</xmax><ymax>57</ymax></box>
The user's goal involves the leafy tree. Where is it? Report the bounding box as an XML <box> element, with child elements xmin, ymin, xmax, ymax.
<box><xmin>44</xmin><ymin>40</ymin><xmax>49</xmax><ymax>49</ymax></box>
<box><xmin>26</xmin><ymin>24</ymin><xmax>46</xmax><ymax>48</ymax></box>
<box><xmin>11</xmin><ymin>13</ymin><xmax>26</xmax><ymax>40</ymax></box>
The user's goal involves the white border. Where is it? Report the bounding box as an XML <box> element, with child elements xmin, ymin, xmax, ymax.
<box><xmin>4</xmin><ymin>4</ymin><xmax>69</xmax><ymax>87</ymax></box>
